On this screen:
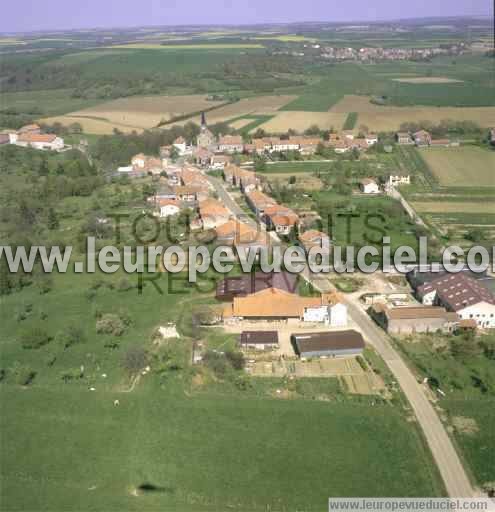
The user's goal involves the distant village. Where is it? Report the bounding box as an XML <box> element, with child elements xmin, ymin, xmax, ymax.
<box><xmin>273</xmin><ymin>42</ymin><xmax>469</xmax><ymax>62</ymax></box>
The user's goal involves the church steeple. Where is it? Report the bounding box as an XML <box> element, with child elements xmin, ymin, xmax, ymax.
<box><xmin>201</xmin><ymin>111</ymin><xmax>206</xmax><ymax>128</ymax></box>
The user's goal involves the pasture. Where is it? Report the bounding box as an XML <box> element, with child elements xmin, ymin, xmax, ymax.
<box><xmin>419</xmin><ymin>147</ymin><xmax>495</xmax><ymax>187</ymax></box>
<box><xmin>106</xmin><ymin>43</ymin><xmax>266</xmax><ymax>50</ymax></box>
<box><xmin>0</xmin><ymin>381</ymin><xmax>445</xmax><ymax>511</ymax></box>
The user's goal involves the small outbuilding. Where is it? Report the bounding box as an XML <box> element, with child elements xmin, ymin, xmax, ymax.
<box><xmin>292</xmin><ymin>330</ymin><xmax>365</xmax><ymax>359</ymax></box>
<box><xmin>240</xmin><ymin>331</ymin><xmax>279</xmax><ymax>350</ymax></box>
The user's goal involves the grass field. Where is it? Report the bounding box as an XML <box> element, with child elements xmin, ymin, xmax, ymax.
<box><xmin>392</xmin><ymin>334</ymin><xmax>495</xmax><ymax>488</ymax></box>
<box><xmin>419</xmin><ymin>147</ymin><xmax>495</xmax><ymax>187</ymax></box>
<box><xmin>412</xmin><ymin>202</ymin><xmax>495</xmax><ymax>214</ymax></box>
<box><xmin>106</xmin><ymin>43</ymin><xmax>266</xmax><ymax>50</ymax></box>
<box><xmin>0</xmin><ymin>382</ymin><xmax>444</xmax><ymax>511</ymax></box>
<box><xmin>0</xmin><ymin>89</ymin><xmax>104</xmax><ymax>117</ymax></box>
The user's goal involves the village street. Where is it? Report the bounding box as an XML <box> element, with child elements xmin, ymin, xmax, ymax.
<box><xmin>209</xmin><ymin>171</ymin><xmax>475</xmax><ymax>499</ymax></box>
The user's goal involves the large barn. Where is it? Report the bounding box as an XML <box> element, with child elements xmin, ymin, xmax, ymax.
<box><xmin>292</xmin><ymin>330</ymin><xmax>364</xmax><ymax>359</ymax></box>
<box><xmin>216</xmin><ymin>271</ymin><xmax>298</xmax><ymax>301</ymax></box>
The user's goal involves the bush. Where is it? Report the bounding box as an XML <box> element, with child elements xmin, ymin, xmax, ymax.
<box><xmin>56</xmin><ymin>325</ymin><xmax>86</xmax><ymax>349</ymax></box>
<box><xmin>20</xmin><ymin>327</ymin><xmax>51</xmax><ymax>349</ymax></box>
<box><xmin>96</xmin><ymin>314</ymin><xmax>126</xmax><ymax>336</ymax></box>
<box><xmin>116</xmin><ymin>277</ymin><xmax>133</xmax><ymax>292</ymax></box>
<box><xmin>225</xmin><ymin>351</ymin><xmax>245</xmax><ymax>371</ymax></box>
<box><xmin>203</xmin><ymin>351</ymin><xmax>228</xmax><ymax>376</ymax></box>
<box><xmin>61</xmin><ymin>367</ymin><xmax>84</xmax><ymax>382</ymax></box>
<box><xmin>15</xmin><ymin>366</ymin><xmax>37</xmax><ymax>386</ymax></box>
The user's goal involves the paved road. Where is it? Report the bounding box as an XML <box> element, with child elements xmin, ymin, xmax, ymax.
<box><xmin>211</xmin><ymin>175</ymin><xmax>475</xmax><ymax>498</ymax></box>
<box><xmin>207</xmin><ymin>175</ymin><xmax>258</xmax><ymax>229</ymax></box>
<box><xmin>346</xmin><ymin>299</ymin><xmax>474</xmax><ymax>497</ymax></box>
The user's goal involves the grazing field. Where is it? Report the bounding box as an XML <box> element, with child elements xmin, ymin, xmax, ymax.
<box><xmin>420</xmin><ymin>147</ymin><xmax>495</xmax><ymax>187</ymax></box>
<box><xmin>106</xmin><ymin>43</ymin><xmax>266</xmax><ymax>50</ymax></box>
<box><xmin>39</xmin><ymin>95</ymin><xmax>226</xmax><ymax>134</ymax></box>
<box><xmin>329</xmin><ymin>95</ymin><xmax>495</xmax><ymax>131</ymax></box>
<box><xmin>411</xmin><ymin>201</ymin><xmax>495</xmax><ymax>214</ymax></box>
<box><xmin>0</xmin><ymin>383</ymin><xmax>444</xmax><ymax>511</ymax></box>
<box><xmin>391</xmin><ymin>77</ymin><xmax>464</xmax><ymax>84</ymax></box>
<box><xmin>0</xmin><ymin>89</ymin><xmax>104</xmax><ymax>117</ymax></box>
<box><xmin>253</xmin><ymin>111</ymin><xmax>347</xmax><ymax>133</ymax></box>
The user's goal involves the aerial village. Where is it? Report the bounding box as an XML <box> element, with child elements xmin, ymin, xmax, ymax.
<box><xmin>2</xmin><ymin>113</ymin><xmax>494</xmax><ymax>373</ymax></box>
<box><xmin>102</xmin><ymin>112</ymin><xmax>495</xmax><ymax>376</ymax></box>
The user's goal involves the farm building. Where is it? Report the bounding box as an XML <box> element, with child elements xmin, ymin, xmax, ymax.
<box><xmin>216</xmin><ymin>271</ymin><xmax>298</xmax><ymax>301</ymax></box>
<box><xmin>240</xmin><ymin>331</ymin><xmax>279</xmax><ymax>350</ymax></box>
<box><xmin>360</xmin><ymin>178</ymin><xmax>380</xmax><ymax>194</ymax></box>
<box><xmin>388</xmin><ymin>172</ymin><xmax>410</xmax><ymax>187</ymax></box>
<box><xmin>293</xmin><ymin>330</ymin><xmax>365</xmax><ymax>359</ymax></box>
<box><xmin>396</xmin><ymin>132</ymin><xmax>413</xmax><ymax>145</ymax></box>
<box><xmin>222</xmin><ymin>288</ymin><xmax>347</xmax><ymax>325</ymax></box>
<box><xmin>372</xmin><ymin>305</ymin><xmax>459</xmax><ymax>335</ymax></box>
<box><xmin>415</xmin><ymin>273</ymin><xmax>495</xmax><ymax>329</ymax></box>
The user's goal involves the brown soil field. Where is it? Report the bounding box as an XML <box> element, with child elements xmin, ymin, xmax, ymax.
<box><xmin>420</xmin><ymin>147</ymin><xmax>495</xmax><ymax>187</ymax></box>
<box><xmin>40</xmin><ymin>94</ymin><xmax>225</xmax><ymax>134</ymax></box>
<box><xmin>38</xmin><ymin>115</ymin><xmax>143</xmax><ymax>135</ymax></box>
<box><xmin>253</xmin><ymin>111</ymin><xmax>347</xmax><ymax>133</ymax></box>
<box><xmin>391</xmin><ymin>77</ymin><xmax>464</xmax><ymax>84</ymax></box>
<box><xmin>329</xmin><ymin>95</ymin><xmax>495</xmax><ymax>131</ymax></box>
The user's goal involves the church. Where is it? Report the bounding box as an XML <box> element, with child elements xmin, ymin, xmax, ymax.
<box><xmin>196</xmin><ymin>112</ymin><xmax>216</xmax><ymax>149</ymax></box>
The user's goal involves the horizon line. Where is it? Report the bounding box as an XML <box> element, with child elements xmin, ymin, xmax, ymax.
<box><xmin>1</xmin><ymin>13</ymin><xmax>492</xmax><ymax>36</ymax></box>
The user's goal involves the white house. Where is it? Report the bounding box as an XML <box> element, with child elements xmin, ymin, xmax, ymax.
<box><xmin>131</xmin><ymin>153</ymin><xmax>147</xmax><ymax>169</ymax></box>
<box><xmin>360</xmin><ymin>178</ymin><xmax>380</xmax><ymax>194</ymax></box>
<box><xmin>302</xmin><ymin>303</ymin><xmax>348</xmax><ymax>327</ymax></box>
<box><xmin>15</xmin><ymin>133</ymin><xmax>64</xmax><ymax>151</ymax></box>
<box><xmin>366</xmin><ymin>133</ymin><xmax>378</xmax><ymax>146</ymax></box>
<box><xmin>388</xmin><ymin>174</ymin><xmax>411</xmax><ymax>187</ymax></box>
<box><xmin>173</xmin><ymin>137</ymin><xmax>189</xmax><ymax>156</ymax></box>
<box><xmin>328</xmin><ymin>302</ymin><xmax>348</xmax><ymax>327</ymax></box>
<box><xmin>156</xmin><ymin>200</ymin><xmax>181</xmax><ymax>218</ymax></box>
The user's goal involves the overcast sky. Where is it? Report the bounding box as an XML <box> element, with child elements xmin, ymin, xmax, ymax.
<box><xmin>2</xmin><ymin>0</ymin><xmax>492</xmax><ymax>33</ymax></box>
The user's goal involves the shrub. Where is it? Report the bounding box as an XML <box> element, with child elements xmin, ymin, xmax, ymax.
<box><xmin>16</xmin><ymin>366</ymin><xmax>37</xmax><ymax>386</ymax></box>
<box><xmin>56</xmin><ymin>325</ymin><xmax>86</xmax><ymax>349</ymax></box>
<box><xmin>61</xmin><ymin>367</ymin><xmax>84</xmax><ymax>382</ymax></box>
<box><xmin>20</xmin><ymin>327</ymin><xmax>51</xmax><ymax>349</ymax></box>
<box><xmin>116</xmin><ymin>277</ymin><xmax>133</xmax><ymax>292</ymax></box>
<box><xmin>96</xmin><ymin>314</ymin><xmax>126</xmax><ymax>336</ymax></box>
<box><xmin>225</xmin><ymin>350</ymin><xmax>245</xmax><ymax>371</ymax></box>
<box><xmin>202</xmin><ymin>351</ymin><xmax>228</xmax><ymax>376</ymax></box>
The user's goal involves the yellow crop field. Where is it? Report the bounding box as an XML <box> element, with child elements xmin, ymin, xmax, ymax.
<box><xmin>420</xmin><ymin>147</ymin><xmax>495</xmax><ymax>187</ymax></box>
<box><xmin>391</xmin><ymin>77</ymin><xmax>464</xmax><ymax>84</ymax></box>
<box><xmin>252</xmin><ymin>111</ymin><xmax>347</xmax><ymax>133</ymax></box>
<box><xmin>329</xmin><ymin>95</ymin><xmax>495</xmax><ymax>131</ymax></box>
<box><xmin>175</xmin><ymin>95</ymin><xmax>297</xmax><ymax>125</ymax></box>
<box><xmin>39</xmin><ymin>95</ymin><xmax>225</xmax><ymax>134</ymax></box>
